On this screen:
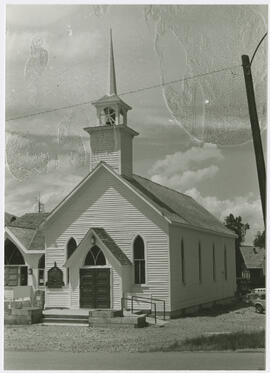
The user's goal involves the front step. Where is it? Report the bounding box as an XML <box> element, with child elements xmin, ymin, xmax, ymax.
<box><xmin>89</xmin><ymin>312</ymin><xmax>147</xmax><ymax>328</ymax></box>
<box><xmin>42</xmin><ymin>317</ymin><xmax>88</xmax><ymax>325</ymax></box>
<box><xmin>43</xmin><ymin>314</ymin><xmax>88</xmax><ymax>320</ymax></box>
<box><xmin>42</xmin><ymin>313</ymin><xmax>89</xmax><ymax>326</ymax></box>
<box><xmin>42</xmin><ymin>309</ymin><xmax>148</xmax><ymax>328</ymax></box>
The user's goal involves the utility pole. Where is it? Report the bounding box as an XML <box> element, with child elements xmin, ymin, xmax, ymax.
<box><xmin>242</xmin><ymin>54</ymin><xmax>266</xmax><ymax>226</ymax></box>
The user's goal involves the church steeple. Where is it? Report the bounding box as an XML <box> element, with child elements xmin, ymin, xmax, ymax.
<box><xmin>84</xmin><ymin>30</ymin><xmax>139</xmax><ymax>177</ymax></box>
<box><xmin>91</xmin><ymin>29</ymin><xmax>132</xmax><ymax>127</ymax></box>
<box><xmin>108</xmin><ymin>29</ymin><xmax>117</xmax><ymax>96</ymax></box>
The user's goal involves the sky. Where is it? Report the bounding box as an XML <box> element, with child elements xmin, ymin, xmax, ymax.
<box><xmin>5</xmin><ymin>4</ymin><xmax>267</xmax><ymax>244</ymax></box>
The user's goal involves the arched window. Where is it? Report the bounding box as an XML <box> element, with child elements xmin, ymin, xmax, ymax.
<box><xmin>84</xmin><ymin>246</ymin><xmax>106</xmax><ymax>266</ymax></box>
<box><xmin>181</xmin><ymin>238</ymin><xmax>185</xmax><ymax>284</ymax></box>
<box><xmin>38</xmin><ymin>254</ymin><xmax>45</xmax><ymax>286</ymax></box>
<box><xmin>67</xmin><ymin>237</ymin><xmax>77</xmax><ymax>259</ymax></box>
<box><xmin>5</xmin><ymin>239</ymin><xmax>27</xmax><ymax>286</ymax></box>
<box><xmin>133</xmin><ymin>236</ymin><xmax>145</xmax><ymax>284</ymax></box>
<box><xmin>198</xmin><ymin>241</ymin><xmax>202</xmax><ymax>283</ymax></box>
<box><xmin>5</xmin><ymin>239</ymin><xmax>25</xmax><ymax>265</ymax></box>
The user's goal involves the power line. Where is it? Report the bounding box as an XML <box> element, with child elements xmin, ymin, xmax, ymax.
<box><xmin>6</xmin><ymin>64</ymin><xmax>241</xmax><ymax>122</ymax></box>
<box><xmin>250</xmin><ymin>32</ymin><xmax>267</xmax><ymax>66</ymax></box>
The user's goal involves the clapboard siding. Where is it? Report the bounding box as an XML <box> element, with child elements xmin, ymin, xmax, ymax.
<box><xmin>112</xmin><ymin>268</ymin><xmax>121</xmax><ymax>309</ymax></box>
<box><xmin>91</xmin><ymin>151</ymin><xmax>120</xmax><ymax>174</ymax></box>
<box><xmin>45</xmin><ymin>288</ymin><xmax>70</xmax><ymax>308</ymax></box>
<box><xmin>169</xmin><ymin>225</ymin><xmax>236</xmax><ymax>311</ymax></box>
<box><xmin>45</xmin><ymin>168</ymin><xmax>170</xmax><ymax>310</ymax></box>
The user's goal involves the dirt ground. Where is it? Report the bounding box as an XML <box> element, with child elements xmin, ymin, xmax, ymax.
<box><xmin>5</xmin><ymin>304</ymin><xmax>265</xmax><ymax>353</ymax></box>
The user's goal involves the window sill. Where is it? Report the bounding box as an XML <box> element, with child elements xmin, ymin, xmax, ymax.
<box><xmin>132</xmin><ymin>284</ymin><xmax>150</xmax><ymax>291</ymax></box>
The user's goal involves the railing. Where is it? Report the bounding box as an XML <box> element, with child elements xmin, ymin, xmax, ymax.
<box><xmin>131</xmin><ymin>295</ymin><xmax>166</xmax><ymax>321</ymax></box>
<box><xmin>121</xmin><ymin>295</ymin><xmax>166</xmax><ymax>324</ymax></box>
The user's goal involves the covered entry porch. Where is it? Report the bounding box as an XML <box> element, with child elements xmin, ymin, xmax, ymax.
<box><xmin>49</xmin><ymin>227</ymin><xmax>133</xmax><ymax>310</ymax></box>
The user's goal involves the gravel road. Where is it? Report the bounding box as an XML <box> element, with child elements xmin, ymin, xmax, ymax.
<box><xmin>5</xmin><ymin>305</ymin><xmax>265</xmax><ymax>353</ymax></box>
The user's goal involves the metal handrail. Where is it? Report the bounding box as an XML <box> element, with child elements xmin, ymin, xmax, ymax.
<box><xmin>131</xmin><ymin>295</ymin><xmax>166</xmax><ymax>321</ymax></box>
<box><xmin>121</xmin><ymin>296</ymin><xmax>157</xmax><ymax>324</ymax></box>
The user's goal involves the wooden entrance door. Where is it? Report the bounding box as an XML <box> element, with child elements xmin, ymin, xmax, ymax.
<box><xmin>80</xmin><ymin>268</ymin><xmax>110</xmax><ymax>309</ymax></box>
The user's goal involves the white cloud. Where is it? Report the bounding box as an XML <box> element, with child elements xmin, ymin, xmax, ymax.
<box><xmin>152</xmin><ymin>165</ymin><xmax>219</xmax><ymax>191</ymax></box>
<box><xmin>185</xmin><ymin>188</ymin><xmax>264</xmax><ymax>244</ymax></box>
<box><xmin>150</xmin><ymin>143</ymin><xmax>223</xmax><ymax>191</ymax></box>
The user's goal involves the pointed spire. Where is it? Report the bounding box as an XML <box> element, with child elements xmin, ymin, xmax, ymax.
<box><xmin>108</xmin><ymin>28</ymin><xmax>117</xmax><ymax>96</ymax></box>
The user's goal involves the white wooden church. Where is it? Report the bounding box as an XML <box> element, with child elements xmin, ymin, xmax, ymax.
<box><xmin>5</xmin><ymin>32</ymin><xmax>236</xmax><ymax>317</ymax></box>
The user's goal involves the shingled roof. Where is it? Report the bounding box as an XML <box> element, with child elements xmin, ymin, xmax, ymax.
<box><xmin>8</xmin><ymin>213</ymin><xmax>49</xmax><ymax>229</ymax></box>
<box><xmin>91</xmin><ymin>227</ymin><xmax>131</xmax><ymax>265</ymax></box>
<box><xmin>124</xmin><ymin>174</ymin><xmax>234</xmax><ymax>237</ymax></box>
<box><xmin>41</xmin><ymin>163</ymin><xmax>235</xmax><ymax>238</ymax></box>
<box><xmin>240</xmin><ymin>245</ymin><xmax>265</xmax><ymax>269</ymax></box>
<box><xmin>5</xmin><ymin>212</ymin><xmax>48</xmax><ymax>251</ymax></box>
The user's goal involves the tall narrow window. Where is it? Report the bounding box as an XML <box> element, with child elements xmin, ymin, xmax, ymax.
<box><xmin>198</xmin><ymin>242</ymin><xmax>202</xmax><ymax>283</ymax></box>
<box><xmin>67</xmin><ymin>238</ymin><xmax>77</xmax><ymax>259</ymax></box>
<box><xmin>212</xmin><ymin>244</ymin><xmax>216</xmax><ymax>282</ymax></box>
<box><xmin>181</xmin><ymin>239</ymin><xmax>185</xmax><ymax>284</ymax></box>
<box><xmin>5</xmin><ymin>239</ymin><xmax>27</xmax><ymax>286</ymax></box>
<box><xmin>224</xmin><ymin>246</ymin><xmax>228</xmax><ymax>281</ymax></box>
<box><xmin>38</xmin><ymin>254</ymin><xmax>45</xmax><ymax>286</ymax></box>
<box><xmin>134</xmin><ymin>236</ymin><xmax>145</xmax><ymax>284</ymax></box>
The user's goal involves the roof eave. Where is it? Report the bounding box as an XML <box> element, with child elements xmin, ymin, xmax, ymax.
<box><xmin>41</xmin><ymin>162</ymin><xmax>172</xmax><ymax>230</ymax></box>
<box><xmin>5</xmin><ymin>227</ymin><xmax>44</xmax><ymax>254</ymax></box>
<box><xmin>170</xmin><ymin>220</ymin><xmax>237</xmax><ymax>239</ymax></box>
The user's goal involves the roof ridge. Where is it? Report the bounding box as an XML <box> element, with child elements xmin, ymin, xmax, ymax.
<box><xmin>132</xmin><ymin>174</ymin><xmax>234</xmax><ymax>236</ymax></box>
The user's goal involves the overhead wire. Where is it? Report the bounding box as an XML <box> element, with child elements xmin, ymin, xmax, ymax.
<box><xmin>6</xmin><ymin>63</ymin><xmax>242</xmax><ymax>122</ymax></box>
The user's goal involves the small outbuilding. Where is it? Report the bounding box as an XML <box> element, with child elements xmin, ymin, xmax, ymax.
<box><xmin>240</xmin><ymin>245</ymin><xmax>265</xmax><ymax>288</ymax></box>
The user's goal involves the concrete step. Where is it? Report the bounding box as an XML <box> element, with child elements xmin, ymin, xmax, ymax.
<box><xmin>89</xmin><ymin>314</ymin><xmax>147</xmax><ymax>328</ymax></box>
<box><xmin>146</xmin><ymin>316</ymin><xmax>168</xmax><ymax>327</ymax></box>
<box><xmin>43</xmin><ymin>314</ymin><xmax>88</xmax><ymax>320</ymax></box>
<box><xmin>42</xmin><ymin>317</ymin><xmax>88</xmax><ymax>324</ymax></box>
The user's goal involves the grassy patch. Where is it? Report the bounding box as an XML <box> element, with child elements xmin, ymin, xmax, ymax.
<box><xmin>152</xmin><ymin>331</ymin><xmax>265</xmax><ymax>352</ymax></box>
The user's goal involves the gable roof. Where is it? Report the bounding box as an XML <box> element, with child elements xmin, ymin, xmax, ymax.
<box><xmin>91</xmin><ymin>227</ymin><xmax>131</xmax><ymax>265</ymax></box>
<box><xmin>8</xmin><ymin>213</ymin><xmax>49</xmax><ymax>229</ymax></box>
<box><xmin>41</xmin><ymin>162</ymin><xmax>235</xmax><ymax>238</ymax></box>
<box><xmin>64</xmin><ymin>227</ymin><xmax>131</xmax><ymax>267</ymax></box>
<box><xmin>124</xmin><ymin>174</ymin><xmax>234</xmax><ymax>237</ymax></box>
<box><xmin>5</xmin><ymin>213</ymin><xmax>48</xmax><ymax>251</ymax></box>
<box><xmin>240</xmin><ymin>245</ymin><xmax>265</xmax><ymax>269</ymax></box>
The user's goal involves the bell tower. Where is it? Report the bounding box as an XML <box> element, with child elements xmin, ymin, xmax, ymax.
<box><xmin>84</xmin><ymin>30</ymin><xmax>138</xmax><ymax>177</ymax></box>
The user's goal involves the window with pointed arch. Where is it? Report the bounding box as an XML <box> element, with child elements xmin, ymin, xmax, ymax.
<box><xmin>5</xmin><ymin>239</ymin><xmax>27</xmax><ymax>286</ymax></box>
<box><xmin>67</xmin><ymin>237</ymin><xmax>77</xmax><ymax>259</ymax></box>
<box><xmin>38</xmin><ymin>254</ymin><xmax>45</xmax><ymax>286</ymax></box>
<box><xmin>133</xmin><ymin>236</ymin><xmax>145</xmax><ymax>284</ymax></box>
<box><xmin>84</xmin><ymin>246</ymin><xmax>106</xmax><ymax>266</ymax></box>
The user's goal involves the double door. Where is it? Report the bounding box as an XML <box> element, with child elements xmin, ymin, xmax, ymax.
<box><xmin>80</xmin><ymin>268</ymin><xmax>110</xmax><ymax>309</ymax></box>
